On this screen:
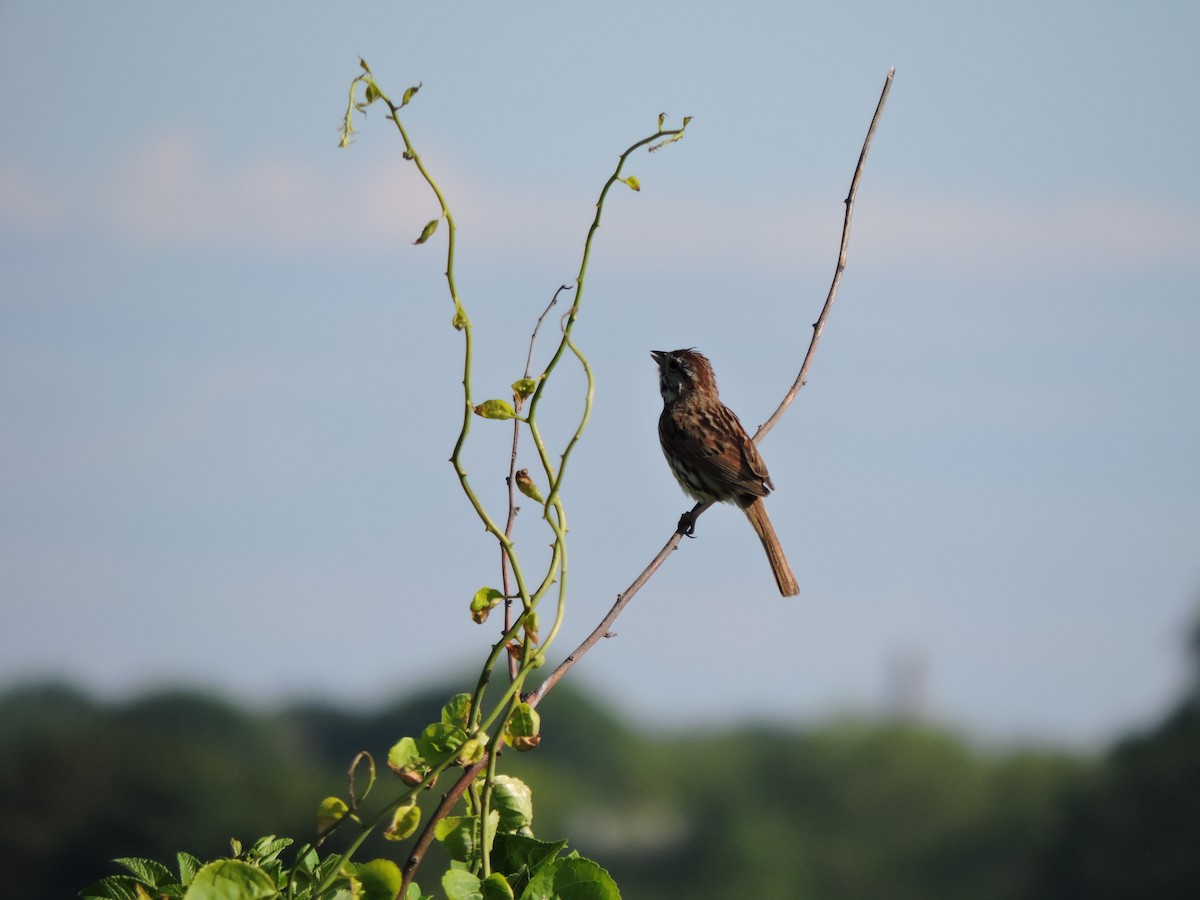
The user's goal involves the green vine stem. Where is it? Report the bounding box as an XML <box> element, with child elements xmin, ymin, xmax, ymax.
<box><xmin>340</xmin><ymin>60</ymin><xmax>693</xmax><ymax>895</ymax></box>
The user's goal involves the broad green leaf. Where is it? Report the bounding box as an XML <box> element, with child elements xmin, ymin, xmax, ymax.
<box><xmin>491</xmin><ymin>775</ymin><xmax>534</xmax><ymax>834</ymax></box>
<box><xmin>481</xmin><ymin>872</ymin><xmax>515</xmax><ymax>900</ymax></box>
<box><xmin>521</xmin><ymin>857</ymin><xmax>619</xmax><ymax>900</ymax></box>
<box><xmin>435</xmin><ymin>815</ymin><xmax>476</xmax><ymax>863</ymax></box>
<box><xmin>435</xmin><ymin>811</ymin><xmax>499</xmax><ymax>866</ymax></box>
<box><xmin>503</xmin><ymin>703</ymin><xmax>541</xmax><ymax>753</ymax></box>
<box><xmin>442</xmin><ymin>869</ymin><xmax>482</xmax><ymax>900</ymax></box>
<box><xmin>181</xmin><ymin>860</ymin><xmax>277</xmax><ymax>900</ymax></box>
<box><xmin>489</xmin><ymin>834</ymin><xmax>567</xmax><ymax>896</ymax></box>
<box><xmin>349</xmin><ymin>859</ymin><xmax>403</xmax><ymax>900</ymax></box>
<box><xmin>385</xmin><ymin>801</ymin><xmax>422</xmax><ymax>842</ymax></box>
<box><xmin>442</xmin><ymin>693</ymin><xmax>472</xmax><ymax>727</ymax></box>
<box><xmin>418</xmin><ymin>721</ymin><xmax>467</xmax><ymax>762</ymax></box>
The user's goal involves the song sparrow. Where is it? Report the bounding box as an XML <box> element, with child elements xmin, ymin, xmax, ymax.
<box><xmin>652</xmin><ymin>348</ymin><xmax>799</xmax><ymax>596</ymax></box>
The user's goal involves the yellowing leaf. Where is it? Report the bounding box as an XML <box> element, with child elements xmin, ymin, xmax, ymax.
<box><xmin>384</xmin><ymin>802</ymin><xmax>422</xmax><ymax>842</ymax></box>
<box><xmin>511</xmin><ymin>377</ymin><xmax>538</xmax><ymax>399</ymax></box>
<box><xmin>317</xmin><ymin>796</ymin><xmax>350</xmax><ymax>832</ymax></box>
<box><xmin>470</xmin><ymin>587</ymin><xmax>504</xmax><ymax>624</ymax></box>
<box><xmin>514</xmin><ymin>469</ymin><xmax>543</xmax><ymax>503</ymax></box>
<box><xmin>473</xmin><ymin>399</ymin><xmax>517</xmax><ymax>420</ymax></box>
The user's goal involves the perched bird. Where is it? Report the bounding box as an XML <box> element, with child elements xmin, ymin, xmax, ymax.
<box><xmin>651</xmin><ymin>348</ymin><xmax>799</xmax><ymax>596</ymax></box>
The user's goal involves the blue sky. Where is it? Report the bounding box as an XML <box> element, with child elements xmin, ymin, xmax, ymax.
<box><xmin>2</xmin><ymin>2</ymin><xmax>1198</xmax><ymax>744</ymax></box>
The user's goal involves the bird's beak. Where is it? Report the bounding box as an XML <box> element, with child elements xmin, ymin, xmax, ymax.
<box><xmin>650</xmin><ymin>350</ymin><xmax>666</xmax><ymax>365</ymax></box>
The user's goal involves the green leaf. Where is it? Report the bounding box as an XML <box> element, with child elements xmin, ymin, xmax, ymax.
<box><xmin>317</xmin><ymin>795</ymin><xmax>350</xmax><ymax>832</ymax></box>
<box><xmin>79</xmin><ymin>874</ymin><xmax>147</xmax><ymax>900</ymax></box>
<box><xmin>181</xmin><ymin>860</ymin><xmax>278</xmax><ymax>900</ymax></box>
<box><xmin>503</xmin><ymin>703</ymin><xmax>541</xmax><ymax>753</ymax></box>
<box><xmin>385</xmin><ymin>801</ymin><xmax>422</xmax><ymax>842</ymax></box>
<box><xmin>491</xmin><ymin>774</ymin><xmax>534</xmax><ymax>835</ymax></box>
<box><xmin>413</xmin><ymin>218</ymin><xmax>439</xmax><ymax>245</ymax></box>
<box><xmin>364</xmin><ymin>82</ymin><xmax>379</xmax><ymax>104</ymax></box>
<box><xmin>114</xmin><ymin>857</ymin><xmax>174</xmax><ymax>888</ymax></box>
<box><xmin>481</xmin><ymin>872</ymin><xmax>515</xmax><ymax>900</ymax></box>
<box><xmin>521</xmin><ymin>857</ymin><xmax>619</xmax><ymax>900</ymax></box>
<box><xmin>511</xmin><ymin>377</ymin><xmax>538</xmax><ymax>399</ymax></box>
<box><xmin>348</xmin><ymin>859</ymin><xmax>403</xmax><ymax>900</ymax></box>
<box><xmin>489</xmin><ymin>834</ymin><xmax>567</xmax><ymax>896</ymax></box>
<box><xmin>442</xmin><ymin>869</ymin><xmax>482</xmax><ymax>900</ymax></box>
<box><xmin>442</xmin><ymin>693</ymin><xmax>473</xmax><ymax>727</ymax></box>
<box><xmin>435</xmin><ymin>811</ymin><xmax>499</xmax><ymax>866</ymax></box>
<box><xmin>247</xmin><ymin>835</ymin><xmax>292</xmax><ymax>864</ymax></box>
<box><xmin>457</xmin><ymin>733</ymin><xmax>490</xmax><ymax>765</ymax></box>
<box><xmin>434</xmin><ymin>815</ymin><xmax>477</xmax><ymax>864</ymax></box>
<box><xmin>418</xmin><ymin>721</ymin><xmax>467</xmax><ymax>763</ymax></box>
<box><xmin>388</xmin><ymin>735</ymin><xmax>424</xmax><ymax>775</ymax></box>
<box><xmin>471</xmin><ymin>586</ymin><xmax>505</xmax><ymax>624</ymax></box>
<box><xmin>177</xmin><ymin>851</ymin><xmax>202</xmax><ymax>885</ymax></box>
<box><xmin>401</xmin><ymin>82</ymin><xmax>423</xmax><ymax>107</ymax></box>
<box><xmin>292</xmin><ymin>845</ymin><xmax>320</xmax><ymax>878</ymax></box>
<box><xmin>473</xmin><ymin>399</ymin><xmax>518</xmax><ymax>420</ymax></box>
<box><xmin>623</xmin><ymin>175</ymin><xmax>641</xmax><ymax>191</ymax></box>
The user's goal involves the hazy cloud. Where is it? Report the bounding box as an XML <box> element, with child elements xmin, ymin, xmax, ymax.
<box><xmin>2</xmin><ymin>130</ymin><xmax>1197</xmax><ymax>275</ymax></box>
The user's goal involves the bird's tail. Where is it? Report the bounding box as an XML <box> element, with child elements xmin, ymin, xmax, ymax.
<box><xmin>744</xmin><ymin>499</ymin><xmax>800</xmax><ymax>597</ymax></box>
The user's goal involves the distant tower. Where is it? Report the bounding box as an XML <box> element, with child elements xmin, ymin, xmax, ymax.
<box><xmin>884</xmin><ymin>648</ymin><xmax>929</xmax><ymax>723</ymax></box>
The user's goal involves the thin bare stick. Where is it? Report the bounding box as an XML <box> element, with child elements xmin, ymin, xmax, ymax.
<box><xmin>757</xmin><ymin>66</ymin><xmax>894</xmax><ymax>443</ymax></box>
<box><xmin>502</xmin><ymin>284</ymin><xmax>574</xmax><ymax>678</ymax></box>
<box><xmin>529</xmin><ymin>67</ymin><xmax>895</xmax><ymax>705</ymax></box>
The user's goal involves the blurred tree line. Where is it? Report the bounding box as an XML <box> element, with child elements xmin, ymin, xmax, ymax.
<box><xmin>3</xmin><ymin>620</ymin><xmax>1198</xmax><ymax>899</ymax></box>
